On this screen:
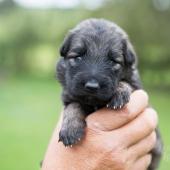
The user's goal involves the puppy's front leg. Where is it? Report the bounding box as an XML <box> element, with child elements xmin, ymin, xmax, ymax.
<box><xmin>107</xmin><ymin>82</ymin><xmax>132</xmax><ymax>109</ymax></box>
<box><xmin>59</xmin><ymin>103</ymin><xmax>86</xmax><ymax>146</ymax></box>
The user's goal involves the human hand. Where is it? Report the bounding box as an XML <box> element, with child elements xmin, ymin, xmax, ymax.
<box><xmin>42</xmin><ymin>90</ymin><xmax>157</xmax><ymax>170</ymax></box>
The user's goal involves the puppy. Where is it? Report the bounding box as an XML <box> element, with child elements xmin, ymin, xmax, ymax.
<box><xmin>56</xmin><ymin>19</ymin><xmax>162</xmax><ymax>170</ymax></box>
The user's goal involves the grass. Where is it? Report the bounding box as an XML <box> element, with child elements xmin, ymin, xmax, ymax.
<box><xmin>0</xmin><ymin>76</ymin><xmax>169</xmax><ymax>170</ymax></box>
<box><xmin>0</xmin><ymin>76</ymin><xmax>62</xmax><ymax>170</ymax></box>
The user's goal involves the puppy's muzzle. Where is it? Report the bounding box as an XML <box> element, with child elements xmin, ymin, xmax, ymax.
<box><xmin>85</xmin><ymin>79</ymin><xmax>100</xmax><ymax>91</ymax></box>
<box><xmin>71</xmin><ymin>72</ymin><xmax>114</xmax><ymax>98</ymax></box>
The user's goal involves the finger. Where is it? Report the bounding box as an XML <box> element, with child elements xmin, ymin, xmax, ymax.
<box><xmin>86</xmin><ymin>90</ymin><xmax>148</xmax><ymax>131</ymax></box>
<box><xmin>131</xmin><ymin>154</ymin><xmax>152</xmax><ymax>170</ymax></box>
<box><xmin>127</xmin><ymin>131</ymin><xmax>156</xmax><ymax>161</ymax></box>
<box><xmin>116</xmin><ymin>108</ymin><xmax>158</xmax><ymax>147</ymax></box>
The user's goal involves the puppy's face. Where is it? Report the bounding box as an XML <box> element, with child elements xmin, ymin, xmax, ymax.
<box><xmin>58</xmin><ymin>19</ymin><xmax>136</xmax><ymax>105</ymax></box>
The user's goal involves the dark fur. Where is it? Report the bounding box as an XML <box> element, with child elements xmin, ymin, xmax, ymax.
<box><xmin>56</xmin><ymin>19</ymin><xmax>162</xmax><ymax>170</ymax></box>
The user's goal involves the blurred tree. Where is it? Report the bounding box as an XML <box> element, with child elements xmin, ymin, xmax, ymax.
<box><xmin>0</xmin><ymin>0</ymin><xmax>169</xmax><ymax>87</ymax></box>
<box><xmin>0</xmin><ymin>0</ymin><xmax>16</xmax><ymax>10</ymax></box>
<box><xmin>0</xmin><ymin>1</ymin><xmax>89</xmax><ymax>75</ymax></box>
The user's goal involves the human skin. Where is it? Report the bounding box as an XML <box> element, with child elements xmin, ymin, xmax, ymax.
<box><xmin>42</xmin><ymin>90</ymin><xmax>158</xmax><ymax>170</ymax></box>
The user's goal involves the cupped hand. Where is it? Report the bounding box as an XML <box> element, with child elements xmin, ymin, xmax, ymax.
<box><xmin>42</xmin><ymin>90</ymin><xmax>157</xmax><ymax>170</ymax></box>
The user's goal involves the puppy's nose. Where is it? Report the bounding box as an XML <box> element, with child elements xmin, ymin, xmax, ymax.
<box><xmin>85</xmin><ymin>79</ymin><xmax>100</xmax><ymax>90</ymax></box>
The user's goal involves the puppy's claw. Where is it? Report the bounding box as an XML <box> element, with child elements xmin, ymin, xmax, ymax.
<box><xmin>78</xmin><ymin>138</ymin><xmax>81</xmax><ymax>141</ymax></box>
<box><xmin>107</xmin><ymin>90</ymin><xmax>130</xmax><ymax>111</ymax></box>
<box><xmin>59</xmin><ymin>119</ymin><xmax>86</xmax><ymax>146</ymax></box>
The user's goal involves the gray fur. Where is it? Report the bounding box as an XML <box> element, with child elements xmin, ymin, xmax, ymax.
<box><xmin>56</xmin><ymin>18</ymin><xmax>162</xmax><ymax>170</ymax></box>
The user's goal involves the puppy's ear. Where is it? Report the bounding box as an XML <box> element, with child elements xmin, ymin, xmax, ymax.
<box><xmin>60</xmin><ymin>32</ymin><xmax>74</xmax><ymax>57</ymax></box>
<box><xmin>122</xmin><ymin>39</ymin><xmax>137</xmax><ymax>67</ymax></box>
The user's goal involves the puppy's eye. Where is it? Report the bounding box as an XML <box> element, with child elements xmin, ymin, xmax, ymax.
<box><xmin>76</xmin><ymin>57</ymin><xmax>82</xmax><ymax>61</ymax></box>
<box><xmin>109</xmin><ymin>55</ymin><xmax>123</xmax><ymax>63</ymax></box>
<box><xmin>109</xmin><ymin>57</ymin><xmax>122</xmax><ymax>70</ymax></box>
<box><xmin>113</xmin><ymin>63</ymin><xmax>121</xmax><ymax>70</ymax></box>
<box><xmin>67</xmin><ymin>52</ymin><xmax>79</xmax><ymax>58</ymax></box>
<box><xmin>69</xmin><ymin>58</ymin><xmax>76</xmax><ymax>66</ymax></box>
<box><xmin>68</xmin><ymin>56</ymin><xmax>82</xmax><ymax>67</ymax></box>
<box><xmin>108</xmin><ymin>51</ymin><xmax>123</xmax><ymax>65</ymax></box>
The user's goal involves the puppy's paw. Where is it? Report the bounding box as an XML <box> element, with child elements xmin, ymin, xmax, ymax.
<box><xmin>59</xmin><ymin>119</ymin><xmax>86</xmax><ymax>147</ymax></box>
<box><xmin>107</xmin><ymin>90</ymin><xmax>130</xmax><ymax>109</ymax></box>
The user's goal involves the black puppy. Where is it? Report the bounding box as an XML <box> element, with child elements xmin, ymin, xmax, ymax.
<box><xmin>56</xmin><ymin>19</ymin><xmax>162</xmax><ymax>170</ymax></box>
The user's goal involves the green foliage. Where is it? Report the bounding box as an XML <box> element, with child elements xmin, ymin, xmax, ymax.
<box><xmin>0</xmin><ymin>6</ymin><xmax>90</xmax><ymax>74</ymax></box>
<box><xmin>0</xmin><ymin>77</ymin><xmax>62</xmax><ymax>170</ymax></box>
<box><xmin>0</xmin><ymin>0</ymin><xmax>170</xmax><ymax>88</ymax></box>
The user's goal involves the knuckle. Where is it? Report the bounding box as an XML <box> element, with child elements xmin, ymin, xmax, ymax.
<box><xmin>103</xmin><ymin>143</ymin><xmax>131</xmax><ymax>170</ymax></box>
<box><xmin>136</xmin><ymin>90</ymin><xmax>149</xmax><ymax>106</ymax></box>
<box><xmin>95</xmin><ymin>132</ymin><xmax>120</xmax><ymax>153</ymax></box>
<box><xmin>150</xmin><ymin>132</ymin><xmax>157</xmax><ymax>147</ymax></box>
<box><xmin>149</xmin><ymin>108</ymin><xmax>158</xmax><ymax>124</ymax></box>
<box><xmin>108</xmin><ymin>147</ymin><xmax>128</xmax><ymax>170</ymax></box>
<box><xmin>123</xmin><ymin>103</ymin><xmax>136</xmax><ymax>117</ymax></box>
<box><xmin>143</xmin><ymin>109</ymin><xmax>157</xmax><ymax>131</ymax></box>
<box><xmin>122</xmin><ymin>106</ymin><xmax>131</xmax><ymax>115</ymax></box>
<box><xmin>140</xmin><ymin>90</ymin><xmax>149</xmax><ymax>102</ymax></box>
<box><xmin>101</xmin><ymin>141</ymin><xmax>125</xmax><ymax>169</ymax></box>
<box><xmin>145</xmin><ymin>154</ymin><xmax>152</xmax><ymax>168</ymax></box>
<box><xmin>110</xmin><ymin>154</ymin><xmax>127</xmax><ymax>170</ymax></box>
<box><xmin>133</xmin><ymin>90</ymin><xmax>149</xmax><ymax>105</ymax></box>
<box><xmin>123</xmin><ymin>90</ymin><xmax>149</xmax><ymax>121</ymax></box>
<box><xmin>102</xmin><ymin>138</ymin><xmax>121</xmax><ymax>153</ymax></box>
<box><xmin>119</xmin><ymin>107</ymin><xmax>133</xmax><ymax>122</ymax></box>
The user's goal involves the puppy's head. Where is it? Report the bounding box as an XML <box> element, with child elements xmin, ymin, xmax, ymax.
<box><xmin>58</xmin><ymin>19</ymin><xmax>137</xmax><ymax>105</ymax></box>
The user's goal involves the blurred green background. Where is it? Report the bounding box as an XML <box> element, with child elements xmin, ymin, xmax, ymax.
<box><xmin>0</xmin><ymin>0</ymin><xmax>170</xmax><ymax>169</ymax></box>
